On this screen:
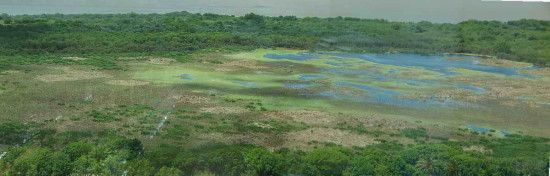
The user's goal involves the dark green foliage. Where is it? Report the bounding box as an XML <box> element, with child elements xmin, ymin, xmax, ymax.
<box><xmin>244</xmin><ymin>148</ymin><xmax>286</xmax><ymax>175</ymax></box>
<box><xmin>302</xmin><ymin>147</ymin><xmax>352</xmax><ymax>176</ymax></box>
<box><xmin>400</xmin><ymin>128</ymin><xmax>429</xmax><ymax>140</ymax></box>
<box><xmin>62</xmin><ymin>141</ymin><xmax>94</xmax><ymax>161</ymax></box>
<box><xmin>0</xmin><ymin>135</ymin><xmax>548</xmax><ymax>176</ymax></box>
<box><xmin>8</xmin><ymin>148</ymin><xmax>71</xmax><ymax>176</ymax></box>
<box><xmin>0</xmin><ymin>122</ymin><xmax>29</xmax><ymax>144</ymax></box>
<box><xmin>0</xmin><ymin>13</ymin><xmax>548</xmax><ymax>66</ymax></box>
<box><xmin>162</xmin><ymin>125</ymin><xmax>190</xmax><ymax>139</ymax></box>
<box><xmin>87</xmin><ymin>110</ymin><xmax>121</xmax><ymax>122</ymax></box>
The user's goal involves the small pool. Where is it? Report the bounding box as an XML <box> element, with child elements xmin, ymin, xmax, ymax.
<box><xmin>500</xmin><ymin>131</ymin><xmax>511</xmax><ymax>135</ymax></box>
<box><xmin>457</xmin><ymin>85</ymin><xmax>486</xmax><ymax>94</ymax></box>
<box><xmin>298</xmin><ymin>74</ymin><xmax>327</xmax><ymax>81</ymax></box>
<box><xmin>283</xmin><ymin>83</ymin><xmax>322</xmax><ymax>88</ymax></box>
<box><xmin>179</xmin><ymin>74</ymin><xmax>194</xmax><ymax>80</ymax></box>
<box><xmin>232</xmin><ymin>81</ymin><xmax>257</xmax><ymax>87</ymax></box>
<box><xmin>466</xmin><ymin>125</ymin><xmax>491</xmax><ymax>133</ymax></box>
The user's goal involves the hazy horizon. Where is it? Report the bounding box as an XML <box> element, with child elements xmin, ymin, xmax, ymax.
<box><xmin>1</xmin><ymin>0</ymin><xmax>549</xmax><ymax>23</ymax></box>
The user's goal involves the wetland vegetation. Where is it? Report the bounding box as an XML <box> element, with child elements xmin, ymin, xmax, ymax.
<box><xmin>0</xmin><ymin>12</ymin><xmax>549</xmax><ymax>176</ymax></box>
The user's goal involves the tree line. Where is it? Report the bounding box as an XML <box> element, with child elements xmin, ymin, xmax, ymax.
<box><xmin>0</xmin><ymin>12</ymin><xmax>548</xmax><ymax>66</ymax></box>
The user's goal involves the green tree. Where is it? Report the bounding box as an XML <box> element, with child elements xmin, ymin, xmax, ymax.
<box><xmin>127</xmin><ymin>159</ymin><xmax>155</xmax><ymax>176</ymax></box>
<box><xmin>415</xmin><ymin>157</ymin><xmax>443</xmax><ymax>175</ymax></box>
<box><xmin>156</xmin><ymin>166</ymin><xmax>183</xmax><ymax>176</ymax></box>
<box><xmin>101</xmin><ymin>150</ymin><xmax>130</xmax><ymax>176</ymax></box>
<box><xmin>243</xmin><ymin>13</ymin><xmax>264</xmax><ymax>24</ymax></box>
<box><xmin>72</xmin><ymin>155</ymin><xmax>100</xmax><ymax>175</ymax></box>
<box><xmin>494</xmin><ymin>41</ymin><xmax>512</xmax><ymax>53</ymax></box>
<box><xmin>303</xmin><ymin>147</ymin><xmax>351</xmax><ymax>176</ymax></box>
<box><xmin>244</xmin><ymin>147</ymin><xmax>286</xmax><ymax>176</ymax></box>
<box><xmin>9</xmin><ymin>148</ymin><xmax>71</xmax><ymax>176</ymax></box>
<box><xmin>62</xmin><ymin>141</ymin><xmax>93</xmax><ymax>161</ymax></box>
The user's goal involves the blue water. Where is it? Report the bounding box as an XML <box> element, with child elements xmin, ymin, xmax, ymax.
<box><xmin>262</xmin><ymin>52</ymin><xmax>537</xmax><ymax>108</ymax></box>
<box><xmin>265</xmin><ymin>53</ymin><xmax>535</xmax><ymax>78</ymax></box>
<box><xmin>325</xmin><ymin>61</ymin><xmax>366</xmax><ymax>66</ymax></box>
<box><xmin>179</xmin><ymin>74</ymin><xmax>194</xmax><ymax>80</ymax></box>
<box><xmin>466</xmin><ymin>125</ymin><xmax>491</xmax><ymax>133</ymax></box>
<box><xmin>457</xmin><ymin>85</ymin><xmax>486</xmax><ymax>94</ymax></box>
<box><xmin>283</xmin><ymin>83</ymin><xmax>322</xmax><ymax>88</ymax></box>
<box><xmin>322</xmin><ymin>68</ymin><xmax>390</xmax><ymax>81</ymax></box>
<box><xmin>232</xmin><ymin>82</ymin><xmax>257</xmax><ymax>87</ymax></box>
<box><xmin>335</xmin><ymin>82</ymin><xmax>400</xmax><ymax>95</ymax></box>
<box><xmin>318</xmin><ymin>89</ymin><xmax>471</xmax><ymax>107</ymax></box>
<box><xmin>298</xmin><ymin>74</ymin><xmax>327</xmax><ymax>81</ymax></box>
<box><xmin>264</xmin><ymin>52</ymin><xmax>319</xmax><ymax>61</ymax></box>
<box><xmin>406</xmin><ymin>82</ymin><xmax>422</xmax><ymax>86</ymax></box>
<box><xmin>500</xmin><ymin>131</ymin><xmax>511</xmax><ymax>135</ymax></box>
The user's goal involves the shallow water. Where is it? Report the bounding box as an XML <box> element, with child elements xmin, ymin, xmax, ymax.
<box><xmin>261</xmin><ymin>52</ymin><xmax>536</xmax><ymax>108</ymax></box>
<box><xmin>267</xmin><ymin>52</ymin><xmax>535</xmax><ymax>78</ymax></box>
<box><xmin>457</xmin><ymin>85</ymin><xmax>486</xmax><ymax>94</ymax></box>
<box><xmin>233</xmin><ymin>81</ymin><xmax>257</xmax><ymax>87</ymax></box>
<box><xmin>283</xmin><ymin>83</ymin><xmax>322</xmax><ymax>88</ymax></box>
<box><xmin>466</xmin><ymin>125</ymin><xmax>491</xmax><ymax>133</ymax></box>
<box><xmin>500</xmin><ymin>131</ymin><xmax>510</xmax><ymax>135</ymax></box>
<box><xmin>298</xmin><ymin>74</ymin><xmax>327</xmax><ymax>81</ymax></box>
<box><xmin>179</xmin><ymin>74</ymin><xmax>194</xmax><ymax>80</ymax></box>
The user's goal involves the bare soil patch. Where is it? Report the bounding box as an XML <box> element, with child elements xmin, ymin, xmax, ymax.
<box><xmin>36</xmin><ymin>66</ymin><xmax>112</xmax><ymax>82</ymax></box>
<box><xmin>105</xmin><ymin>80</ymin><xmax>150</xmax><ymax>86</ymax></box>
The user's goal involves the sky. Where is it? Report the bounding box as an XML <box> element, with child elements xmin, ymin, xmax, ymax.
<box><xmin>0</xmin><ymin>0</ymin><xmax>549</xmax><ymax>23</ymax></box>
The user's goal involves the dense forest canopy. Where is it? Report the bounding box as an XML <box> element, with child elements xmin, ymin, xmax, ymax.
<box><xmin>0</xmin><ymin>12</ymin><xmax>549</xmax><ymax>66</ymax></box>
<box><xmin>0</xmin><ymin>126</ymin><xmax>549</xmax><ymax>176</ymax></box>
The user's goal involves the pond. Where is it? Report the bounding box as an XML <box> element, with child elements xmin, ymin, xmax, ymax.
<box><xmin>261</xmin><ymin>52</ymin><xmax>535</xmax><ymax>108</ymax></box>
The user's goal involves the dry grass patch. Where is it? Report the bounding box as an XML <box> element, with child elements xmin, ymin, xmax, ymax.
<box><xmin>118</xmin><ymin>56</ymin><xmax>176</xmax><ymax>65</ymax></box>
<box><xmin>462</xmin><ymin>145</ymin><xmax>493</xmax><ymax>154</ymax></box>
<box><xmin>284</xmin><ymin>127</ymin><xmax>379</xmax><ymax>148</ymax></box>
<box><xmin>1</xmin><ymin>70</ymin><xmax>22</xmax><ymax>74</ymax></box>
<box><xmin>348</xmin><ymin>114</ymin><xmax>415</xmax><ymax>131</ymax></box>
<box><xmin>36</xmin><ymin>66</ymin><xmax>112</xmax><ymax>82</ymax></box>
<box><xmin>214</xmin><ymin>67</ymin><xmax>238</xmax><ymax>72</ymax></box>
<box><xmin>170</xmin><ymin>94</ymin><xmax>211</xmax><ymax>104</ymax></box>
<box><xmin>118</xmin><ymin>56</ymin><xmax>149</xmax><ymax>60</ymax></box>
<box><xmin>478</xmin><ymin>58</ymin><xmax>532</xmax><ymax>69</ymax></box>
<box><xmin>147</xmin><ymin>57</ymin><xmax>176</xmax><ymax>65</ymax></box>
<box><xmin>62</xmin><ymin>57</ymin><xmax>88</xmax><ymax>61</ymax></box>
<box><xmin>199</xmin><ymin>106</ymin><xmax>249</xmax><ymax>114</ymax></box>
<box><xmin>521</xmin><ymin>67</ymin><xmax>550</xmax><ymax>77</ymax></box>
<box><xmin>105</xmin><ymin>80</ymin><xmax>150</xmax><ymax>86</ymax></box>
<box><xmin>263</xmin><ymin>110</ymin><xmax>332</xmax><ymax>125</ymax></box>
<box><xmin>223</xmin><ymin>60</ymin><xmax>268</xmax><ymax>69</ymax></box>
<box><xmin>214</xmin><ymin>60</ymin><xmax>269</xmax><ymax>72</ymax></box>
